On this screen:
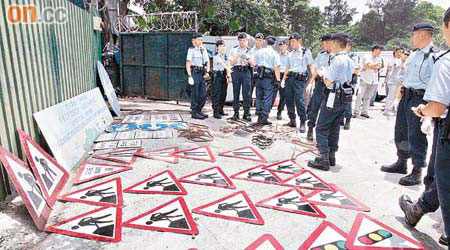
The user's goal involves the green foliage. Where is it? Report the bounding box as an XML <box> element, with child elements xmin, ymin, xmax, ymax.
<box><xmin>324</xmin><ymin>0</ymin><xmax>357</xmax><ymax>27</ymax></box>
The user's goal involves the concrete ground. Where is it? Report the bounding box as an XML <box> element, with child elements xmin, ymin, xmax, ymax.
<box><xmin>0</xmin><ymin>98</ymin><xmax>445</xmax><ymax>250</ymax></box>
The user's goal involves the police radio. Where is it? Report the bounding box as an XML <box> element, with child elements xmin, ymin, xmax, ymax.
<box><xmin>326</xmin><ymin>83</ymin><xmax>337</xmax><ymax>110</ymax></box>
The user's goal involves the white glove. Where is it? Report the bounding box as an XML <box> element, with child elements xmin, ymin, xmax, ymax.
<box><xmin>421</xmin><ymin>116</ymin><xmax>434</xmax><ymax>135</ymax></box>
<box><xmin>188</xmin><ymin>76</ymin><xmax>194</xmax><ymax>86</ymax></box>
<box><xmin>306</xmin><ymin>83</ymin><xmax>314</xmax><ymax>95</ymax></box>
<box><xmin>281</xmin><ymin>79</ymin><xmax>286</xmax><ymax>88</ymax></box>
<box><xmin>393</xmin><ymin>98</ymin><xmax>400</xmax><ymax>113</ymax></box>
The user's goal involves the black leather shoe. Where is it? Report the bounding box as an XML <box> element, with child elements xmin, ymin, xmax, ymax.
<box><xmin>361</xmin><ymin>113</ymin><xmax>370</xmax><ymax>118</ymax></box>
<box><xmin>285</xmin><ymin>119</ymin><xmax>296</xmax><ymax>127</ymax></box>
<box><xmin>344</xmin><ymin>118</ymin><xmax>351</xmax><ymax>130</ymax></box>
<box><xmin>381</xmin><ymin>159</ymin><xmax>408</xmax><ymax>174</ymax></box>
<box><xmin>198</xmin><ymin>111</ymin><xmax>209</xmax><ymax>118</ymax></box>
<box><xmin>340</xmin><ymin>119</ymin><xmax>345</xmax><ymax>126</ymax></box>
<box><xmin>329</xmin><ymin>151</ymin><xmax>336</xmax><ymax>167</ymax></box>
<box><xmin>299</xmin><ymin>121</ymin><xmax>306</xmax><ymax>133</ymax></box>
<box><xmin>219</xmin><ymin>110</ymin><xmax>228</xmax><ymax>116</ymax></box>
<box><xmin>231</xmin><ymin>112</ymin><xmax>239</xmax><ymax>121</ymax></box>
<box><xmin>399</xmin><ymin>195</ymin><xmax>425</xmax><ymax>227</ymax></box>
<box><xmin>307</xmin><ymin>127</ymin><xmax>314</xmax><ymax>142</ymax></box>
<box><xmin>261</xmin><ymin>115</ymin><xmax>272</xmax><ymax>125</ymax></box>
<box><xmin>276</xmin><ymin>112</ymin><xmax>282</xmax><ymax>120</ymax></box>
<box><xmin>308</xmin><ymin>153</ymin><xmax>330</xmax><ymax>171</ymax></box>
<box><xmin>352</xmin><ymin>113</ymin><xmax>358</xmax><ymax>118</ymax></box>
<box><xmin>399</xmin><ymin>166</ymin><xmax>422</xmax><ymax>186</ymax></box>
<box><xmin>192</xmin><ymin>112</ymin><xmax>206</xmax><ymax>120</ymax></box>
<box><xmin>243</xmin><ymin>114</ymin><xmax>252</xmax><ymax>122</ymax></box>
<box><xmin>213</xmin><ymin>111</ymin><xmax>222</xmax><ymax>119</ymax></box>
<box><xmin>439</xmin><ymin>234</ymin><xmax>448</xmax><ymax>246</ymax></box>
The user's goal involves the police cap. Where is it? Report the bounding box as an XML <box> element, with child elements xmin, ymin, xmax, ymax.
<box><xmin>320</xmin><ymin>33</ymin><xmax>332</xmax><ymax>42</ymax></box>
<box><xmin>279</xmin><ymin>40</ymin><xmax>288</xmax><ymax>46</ymax></box>
<box><xmin>216</xmin><ymin>40</ymin><xmax>225</xmax><ymax>46</ymax></box>
<box><xmin>412</xmin><ymin>22</ymin><xmax>435</xmax><ymax>32</ymax></box>
<box><xmin>192</xmin><ymin>32</ymin><xmax>203</xmax><ymax>39</ymax></box>
<box><xmin>289</xmin><ymin>32</ymin><xmax>302</xmax><ymax>40</ymax></box>
<box><xmin>237</xmin><ymin>32</ymin><xmax>247</xmax><ymax>39</ymax></box>
<box><xmin>255</xmin><ymin>33</ymin><xmax>264</xmax><ymax>39</ymax></box>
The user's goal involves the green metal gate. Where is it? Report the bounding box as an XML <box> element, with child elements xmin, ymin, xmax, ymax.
<box><xmin>120</xmin><ymin>32</ymin><xmax>193</xmax><ymax>100</ymax></box>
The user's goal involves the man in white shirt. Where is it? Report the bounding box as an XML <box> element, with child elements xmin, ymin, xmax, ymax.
<box><xmin>384</xmin><ymin>48</ymin><xmax>406</xmax><ymax>116</ymax></box>
<box><xmin>353</xmin><ymin>45</ymin><xmax>384</xmax><ymax>118</ymax></box>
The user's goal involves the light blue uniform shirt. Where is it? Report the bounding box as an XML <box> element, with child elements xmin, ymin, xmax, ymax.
<box><xmin>213</xmin><ymin>53</ymin><xmax>227</xmax><ymax>71</ymax></box>
<box><xmin>254</xmin><ymin>46</ymin><xmax>280</xmax><ymax>70</ymax></box>
<box><xmin>279</xmin><ymin>51</ymin><xmax>289</xmax><ymax>73</ymax></box>
<box><xmin>253</xmin><ymin>47</ymin><xmax>264</xmax><ymax>67</ymax></box>
<box><xmin>229</xmin><ymin>46</ymin><xmax>254</xmax><ymax>66</ymax></box>
<box><xmin>314</xmin><ymin>50</ymin><xmax>332</xmax><ymax>70</ymax></box>
<box><xmin>288</xmin><ymin>47</ymin><xmax>314</xmax><ymax>73</ymax></box>
<box><xmin>186</xmin><ymin>46</ymin><xmax>209</xmax><ymax>67</ymax></box>
<box><xmin>403</xmin><ymin>43</ymin><xmax>436</xmax><ymax>90</ymax></box>
<box><xmin>325</xmin><ymin>51</ymin><xmax>354</xmax><ymax>89</ymax></box>
<box><xmin>424</xmin><ymin>50</ymin><xmax>450</xmax><ymax>118</ymax></box>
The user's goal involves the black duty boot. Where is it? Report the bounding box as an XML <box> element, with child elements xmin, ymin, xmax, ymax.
<box><xmin>399</xmin><ymin>166</ymin><xmax>422</xmax><ymax>186</ymax></box>
<box><xmin>340</xmin><ymin>119</ymin><xmax>345</xmax><ymax>126</ymax></box>
<box><xmin>307</xmin><ymin>153</ymin><xmax>330</xmax><ymax>171</ymax></box>
<box><xmin>299</xmin><ymin>121</ymin><xmax>306</xmax><ymax>133</ymax></box>
<box><xmin>399</xmin><ymin>195</ymin><xmax>425</xmax><ymax>227</ymax></box>
<box><xmin>285</xmin><ymin>118</ymin><xmax>296</xmax><ymax>127</ymax></box>
<box><xmin>344</xmin><ymin>118</ymin><xmax>351</xmax><ymax>130</ymax></box>
<box><xmin>329</xmin><ymin>151</ymin><xmax>336</xmax><ymax>167</ymax></box>
<box><xmin>243</xmin><ymin>113</ymin><xmax>252</xmax><ymax>122</ymax></box>
<box><xmin>276</xmin><ymin>111</ymin><xmax>282</xmax><ymax>120</ymax></box>
<box><xmin>257</xmin><ymin>115</ymin><xmax>262</xmax><ymax>124</ymax></box>
<box><xmin>439</xmin><ymin>235</ymin><xmax>448</xmax><ymax>246</ymax></box>
<box><xmin>198</xmin><ymin>111</ymin><xmax>209</xmax><ymax>118</ymax></box>
<box><xmin>219</xmin><ymin>109</ymin><xmax>228</xmax><ymax>116</ymax></box>
<box><xmin>192</xmin><ymin>112</ymin><xmax>206</xmax><ymax>120</ymax></box>
<box><xmin>261</xmin><ymin>115</ymin><xmax>272</xmax><ymax>125</ymax></box>
<box><xmin>307</xmin><ymin>127</ymin><xmax>314</xmax><ymax>142</ymax></box>
<box><xmin>380</xmin><ymin>158</ymin><xmax>408</xmax><ymax>174</ymax></box>
<box><xmin>231</xmin><ymin>111</ymin><xmax>239</xmax><ymax>121</ymax></box>
<box><xmin>213</xmin><ymin>110</ymin><xmax>222</xmax><ymax>119</ymax></box>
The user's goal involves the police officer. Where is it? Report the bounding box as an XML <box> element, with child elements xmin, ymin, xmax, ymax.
<box><xmin>186</xmin><ymin>32</ymin><xmax>210</xmax><ymax>120</ymax></box>
<box><xmin>212</xmin><ymin>40</ymin><xmax>232</xmax><ymax>119</ymax></box>
<box><xmin>307</xmin><ymin>34</ymin><xmax>333</xmax><ymax>141</ymax></box>
<box><xmin>254</xmin><ymin>35</ymin><xmax>281</xmax><ymax>125</ymax></box>
<box><xmin>282</xmin><ymin>32</ymin><xmax>314</xmax><ymax>133</ymax></box>
<box><xmin>381</xmin><ymin>22</ymin><xmax>438</xmax><ymax>186</ymax></box>
<box><xmin>229</xmin><ymin>33</ymin><xmax>254</xmax><ymax>122</ymax></box>
<box><xmin>251</xmin><ymin>33</ymin><xmax>265</xmax><ymax>107</ymax></box>
<box><xmin>272</xmin><ymin>39</ymin><xmax>289</xmax><ymax>120</ymax></box>
<box><xmin>398</xmin><ymin>9</ymin><xmax>450</xmax><ymax>246</ymax></box>
<box><xmin>307</xmin><ymin>33</ymin><xmax>354</xmax><ymax>171</ymax></box>
<box><xmin>341</xmin><ymin>41</ymin><xmax>360</xmax><ymax>130</ymax></box>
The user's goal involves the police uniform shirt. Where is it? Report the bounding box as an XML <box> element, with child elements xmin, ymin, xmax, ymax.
<box><xmin>253</xmin><ymin>47</ymin><xmax>264</xmax><ymax>66</ymax></box>
<box><xmin>255</xmin><ymin>46</ymin><xmax>280</xmax><ymax>70</ymax></box>
<box><xmin>288</xmin><ymin>47</ymin><xmax>314</xmax><ymax>73</ymax></box>
<box><xmin>229</xmin><ymin>46</ymin><xmax>254</xmax><ymax>66</ymax></box>
<box><xmin>403</xmin><ymin>42</ymin><xmax>435</xmax><ymax>90</ymax></box>
<box><xmin>280</xmin><ymin>51</ymin><xmax>289</xmax><ymax>73</ymax></box>
<box><xmin>424</xmin><ymin>50</ymin><xmax>450</xmax><ymax>118</ymax></box>
<box><xmin>314</xmin><ymin>50</ymin><xmax>332</xmax><ymax>76</ymax></box>
<box><xmin>324</xmin><ymin>51</ymin><xmax>354</xmax><ymax>89</ymax></box>
<box><xmin>213</xmin><ymin>53</ymin><xmax>228</xmax><ymax>72</ymax></box>
<box><xmin>187</xmin><ymin>46</ymin><xmax>209</xmax><ymax>67</ymax></box>
<box><xmin>360</xmin><ymin>54</ymin><xmax>383</xmax><ymax>85</ymax></box>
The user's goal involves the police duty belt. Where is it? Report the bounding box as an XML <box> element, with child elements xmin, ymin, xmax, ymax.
<box><xmin>178</xmin><ymin>123</ymin><xmax>214</xmax><ymax>142</ymax></box>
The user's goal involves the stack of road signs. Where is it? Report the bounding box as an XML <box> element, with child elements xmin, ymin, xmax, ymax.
<box><xmin>105</xmin><ymin>122</ymin><xmax>188</xmax><ymax>133</ymax></box>
<box><xmin>263</xmin><ymin>160</ymin><xmax>304</xmax><ymax>174</ymax></box>
<box><xmin>92</xmin><ymin>148</ymin><xmax>141</xmax><ymax>165</ymax></box>
<box><xmin>73</xmin><ymin>162</ymin><xmax>133</xmax><ymax>185</ymax></box>
<box><xmin>136</xmin><ymin>147</ymin><xmax>179</xmax><ymax>164</ymax></box>
<box><xmin>59</xmin><ymin>178</ymin><xmax>123</xmax><ymax>207</ymax></box>
<box><xmin>178</xmin><ymin>166</ymin><xmax>236</xmax><ymax>190</ymax></box>
<box><xmin>219</xmin><ymin>146</ymin><xmax>267</xmax><ymax>163</ymax></box>
<box><xmin>94</xmin><ymin>139</ymin><xmax>142</xmax><ymax>151</ymax></box>
<box><xmin>122</xmin><ymin>114</ymin><xmax>183</xmax><ymax>123</ymax></box>
<box><xmin>171</xmin><ymin>146</ymin><xmax>216</xmax><ymax>163</ymax></box>
<box><xmin>245</xmin><ymin>234</ymin><xmax>284</xmax><ymax>250</ymax></box>
<box><xmin>230</xmin><ymin>165</ymin><xmax>289</xmax><ymax>185</ymax></box>
<box><xmin>298</xmin><ymin>221</ymin><xmax>349</xmax><ymax>250</ymax></box>
<box><xmin>281</xmin><ymin>170</ymin><xmax>332</xmax><ymax>191</ymax></box>
<box><xmin>124</xmin><ymin>170</ymin><xmax>187</xmax><ymax>195</ymax></box>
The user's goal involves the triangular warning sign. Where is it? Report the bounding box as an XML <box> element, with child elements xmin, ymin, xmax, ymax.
<box><xmin>230</xmin><ymin>165</ymin><xmax>287</xmax><ymax>186</ymax></box>
<box><xmin>73</xmin><ymin>163</ymin><xmax>132</xmax><ymax>185</ymax></box>
<box><xmin>219</xmin><ymin>146</ymin><xmax>267</xmax><ymax>163</ymax></box>
<box><xmin>281</xmin><ymin>170</ymin><xmax>332</xmax><ymax>191</ymax></box>
<box><xmin>170</xmin><ymin>146</ymin><xmax>216</xmax><ymax>163</ymax></box>
<box><xmin>245</xmin><ymin>234</ymin><xmax>284</xmax><ymax>250</ymax></box>
<box><xmin>18</xmin><ymin>129</ymin><xmax>69</xmax><ymax>207</ymax></box>
<box><xmin>346</xmin><ymin>213</ymin><xmax>425</xmax><ymax>250</ymax></box>
<box><xmin>300</xmin><ymin>184</ymin><xmax>370</xmax><ymax>212</ymax></box>
<box><xmin>192</xmin><ymin>191</ymin><xmax>264</xmax><ymax>225</ymax></box>
<box><xmin>124</xmin><ymin>170</ymin><xmax>187</xmax><ymax>195</ymax></box>
<box><xmin>59</xmin><ymin>178</ymin><xmax>123</xmax><ymax>207</ymax></box>
<box><xmin>256</xmin><ymin>188</ymin><xmax>325</xmax><ymax>218</ymax></box>
<box><xmin>123</xmin><ymin>197</ymin><xmax>198</xmax><ymax>235</ymax></box>
<box><xmin>45</xmin><ymin>205</ymin><xmax>122</xmax><ymax>242</ymax></box>
<box><xmin>263</xmin><ymin>160</ymin><xmax>304</xmax><ymax>174</ymax></box>
<box><xmin>298</xmin><ymin>221</ymin><xmax>348</xmax><ymax>250</ymax></box>
<box><xmin>136</xmin><ymin>147</ymin><xmax>179</xmax><ymax>164</ymax></box>
<box><xmin>178</xmin><ymin>166</ymin><xmax>236</xmax><ymax>189</ymax></box>
<box><xmin>92</xmin><ymin>148</ymin><xmax>141</xmax><ymax>165</ymax></box>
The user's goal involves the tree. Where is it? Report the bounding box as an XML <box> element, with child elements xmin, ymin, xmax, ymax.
<box><xmin>413</xmin><ymin>2</ymin><xmax>446</xmax><ymax>48</ymax></box>
<box><xmin>324</xmin><ymin>0</ymin><xmax>357</xmax><ymax>28</ymax></box>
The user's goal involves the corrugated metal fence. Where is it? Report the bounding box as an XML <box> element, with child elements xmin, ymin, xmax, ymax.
<box><xmin>0</xmin><ymin>0</ymin><xmax>99</xmax><ymax>201</ymax></box>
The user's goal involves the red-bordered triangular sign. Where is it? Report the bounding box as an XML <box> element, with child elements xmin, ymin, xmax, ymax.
<box><xmin>219</xmin><ymin>146</ymin><xmax>267</xmax><ymax>163</ymax></box>
<box><xmin>170</xmin><ymin>146</ymin><xmax>216</xmax><ymax>163</ymax></box>
<box><xmin>263</xmin><ymin>159</ymin><xmax>304</xmax><ymax>174</ymax></box>
<box><xmin>192</xmin><ymin>191</ymin><xmax>264</xmax><ymax>225</ymax></box>
<box><xmin>59</xmin><ymin>177</ymin><xmax>123</xmax><ymax>207</ymax></box>
<box><xmin>136</xmin><ymin>147</ymin><xmax>179</xmax><ymax>164</ymax></box>
<box><xmin>123</xmin><ymin>197</ymin><xmax>198</xmax><ymax>235</ymax></box>
<box><xmin>230</xmin><ymin>165</ymin><xmax>287</xmax><ymax>186</ymax></box>
<box><xmin>300</xmin><ymin>184</ymin><xmax>370</xmax><ymax>212</ymax></box>
<box><xmin>346</xmin><ymin>213</ymin><xmax>425</xmax><ymax>250</ymax></box>
<box><xmin>245</xmin><ymin>234</ymin><xmax>284</xmax><ymax>250</ymax></box>
<box><xmin>18</xmin><ymin>129</ymin><xmax>69</xmax><ymax>207</ymax></box>
<box><xmin>0</xmin><ymin>146</ymin><xmax>51</xmax><ymax>230</ymax></box>
<box><xmin>178</xmin><ymin>166</ymin><xmax>236</xmax><ymax>189</ymax></box>
<box><xmin>73</xmin><ymin>162</ymin><xmax>132</xmax><ymax>185</ymax></box>
<box><xmin>45</xmin><ymin>205</ymin><xmax>122</xmax><ymax>243</ymax></box>
<box><xmin>281</xmin><ymin>170</ymin><xmax>332</xmax><ymax>191</ymax></box>
<box><xmin>124</xmin><ymin>170</ymin><xmax>187</xmax><ymax>195</ymax></box>
<box><xmin>256</xmin><ymin>188</ymin><xmax>326</xmax><ymax>218</ymax></box>
<box><xmin>298</xmin><ymin>221</ymin><xmax>349</xmax><ymax>250</ymax></box>
<box><xmin>92</xmin><ymin>148</ymin><xmax>141</xmax><ymax>164</ymax></box>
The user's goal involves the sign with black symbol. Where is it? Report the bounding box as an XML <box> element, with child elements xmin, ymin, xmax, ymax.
<box><xmin>298</xmin><ymin>221</ymin><xmax>349</xmax><ymax>250</ymax></box>
<box><xmin>245</xmin><ymin>234</ymin><xmax>284</xmax><ymax>250</ymax></box>
<box><xmin>59</xmin><ymin>178</ymin><xmax>123</xmax><ymax>207</ymax></box>
<box><xmin>192</xmin><ymin>191</ymin><xmax>264</xmax><ymax>225</ymax></box>
<box><xmin>230</xmin><ymin>165</ymin><xmax>287</xmax><ymax>186</ymax></box>
<box><xmin>45</xmin><ymin>205</ymin><xmax>122</xmax><ymax>242</ymax></box>
<box><xmin>179</xmin><ymin>166</ymin><xmax>236</xmax><ymax>189</ymax></box>
<box><xmin>263</xmin><ymin>160</ymin><xmax>304</xmax><ymax>174</ymax></box>
<box><xmin>219</xmin><ymin>146</ymin><xmax>267</xmax><ymax>163</ymax></box>
<box><xmin>123</xmin><ymin>197</ymin><xmax>198</xmax><ymax>235</ymax></box>
<box><xmin>281</xmin><ymin>170</ymin><xmax>332</xmax><ymax>191</ymax></box>
<box><xmin>18</xmin><ymin>129</ymin><xmax>69</xmax><ymax>208</ymax></box>
<box><xmin>92</xmin><ymin>148</ymin><xmax>141</xmax><ymax>165</ymax></box>
<box><xmin>256</xmin><ymin>188</ymin><xmax>325</xmax><ymax>218</ymax></box>
<box><xmin>346</xmin><ymin>213</ymin><xmax>425</xmax><ymax>250</ymax></box>
<box><xmin>73</xmin><ymin>162</ymin><xmax>132</xmax><ymax>185</ymax></box>
<box><xmin>0</xmin><ymin>146</ymin><xmax>51</xmax><ymax>230</ymax></box>
<box><xmin>171</xmin><ymin>146</ymin><xmax>216</xmax><ymax>163</ymax></box>
<box><xmin>300</xmin><ymin>184</ymin><xmax>370</xmax><ymax>212</ymax></box>
<box><xmin>124</xmin><ymin>170</ymin><xmax>187</xmax><ymax>195</ymax></box>
<box><xmin>136</xmin><ymin>147</ymin><xmax>179</xmax><ymax>164</ymax></box>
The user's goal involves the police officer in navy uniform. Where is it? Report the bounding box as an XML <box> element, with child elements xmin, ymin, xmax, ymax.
<box><xmin>341</xmin><ymin>41</ymin><xmax>360</xmax><ymax>130</ymax></box>
<box><xmin>251</xmin><ymin>33</ymin><xmax>265</xmax><ymax>106</ymax></box>
<box><xmin>381</xmin><ymin>22</ymin><xmax>438</xmax><ymax>186</ymax></box>
<box><xmin>281</xmin><ymin>32</ymin><xmax>314</xmax><ymax>133</ymax></box>
<box><xmin>307</xmin><ymin>34</ymin><xmax>333</xmax><ymax>141</ymax></box>
<box><xmin>186</xmin><ymin>32</ymin><xmax>211</xmax><ymax>120</ymax></box>
<box><xmin>398</xmin><ymin>9</ymin><xmax>450</xmax><ymax>246</ymax></box>
<box><xmin>308</xmin><ymin>33</ymin><xmax>354</xmax><ymax>171</ymax></box>
<box><xmin>272</xmin><ymin>39</ymin><xmax>289</xmax><ymax>120</ymax></box>
<box><xmin>254</xmin><ymin>35</ymin><xmax>281</xmax><ymax>125</ymax></box>
<box><xmin>212</xmin><ymin>40</ymin><xmax>232</xmax><ymax>119</ymax></box>
<box><xmin>229</xmin><ymin>33</ymin><xmax>254</xmax><ymax>122</ymax></box>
